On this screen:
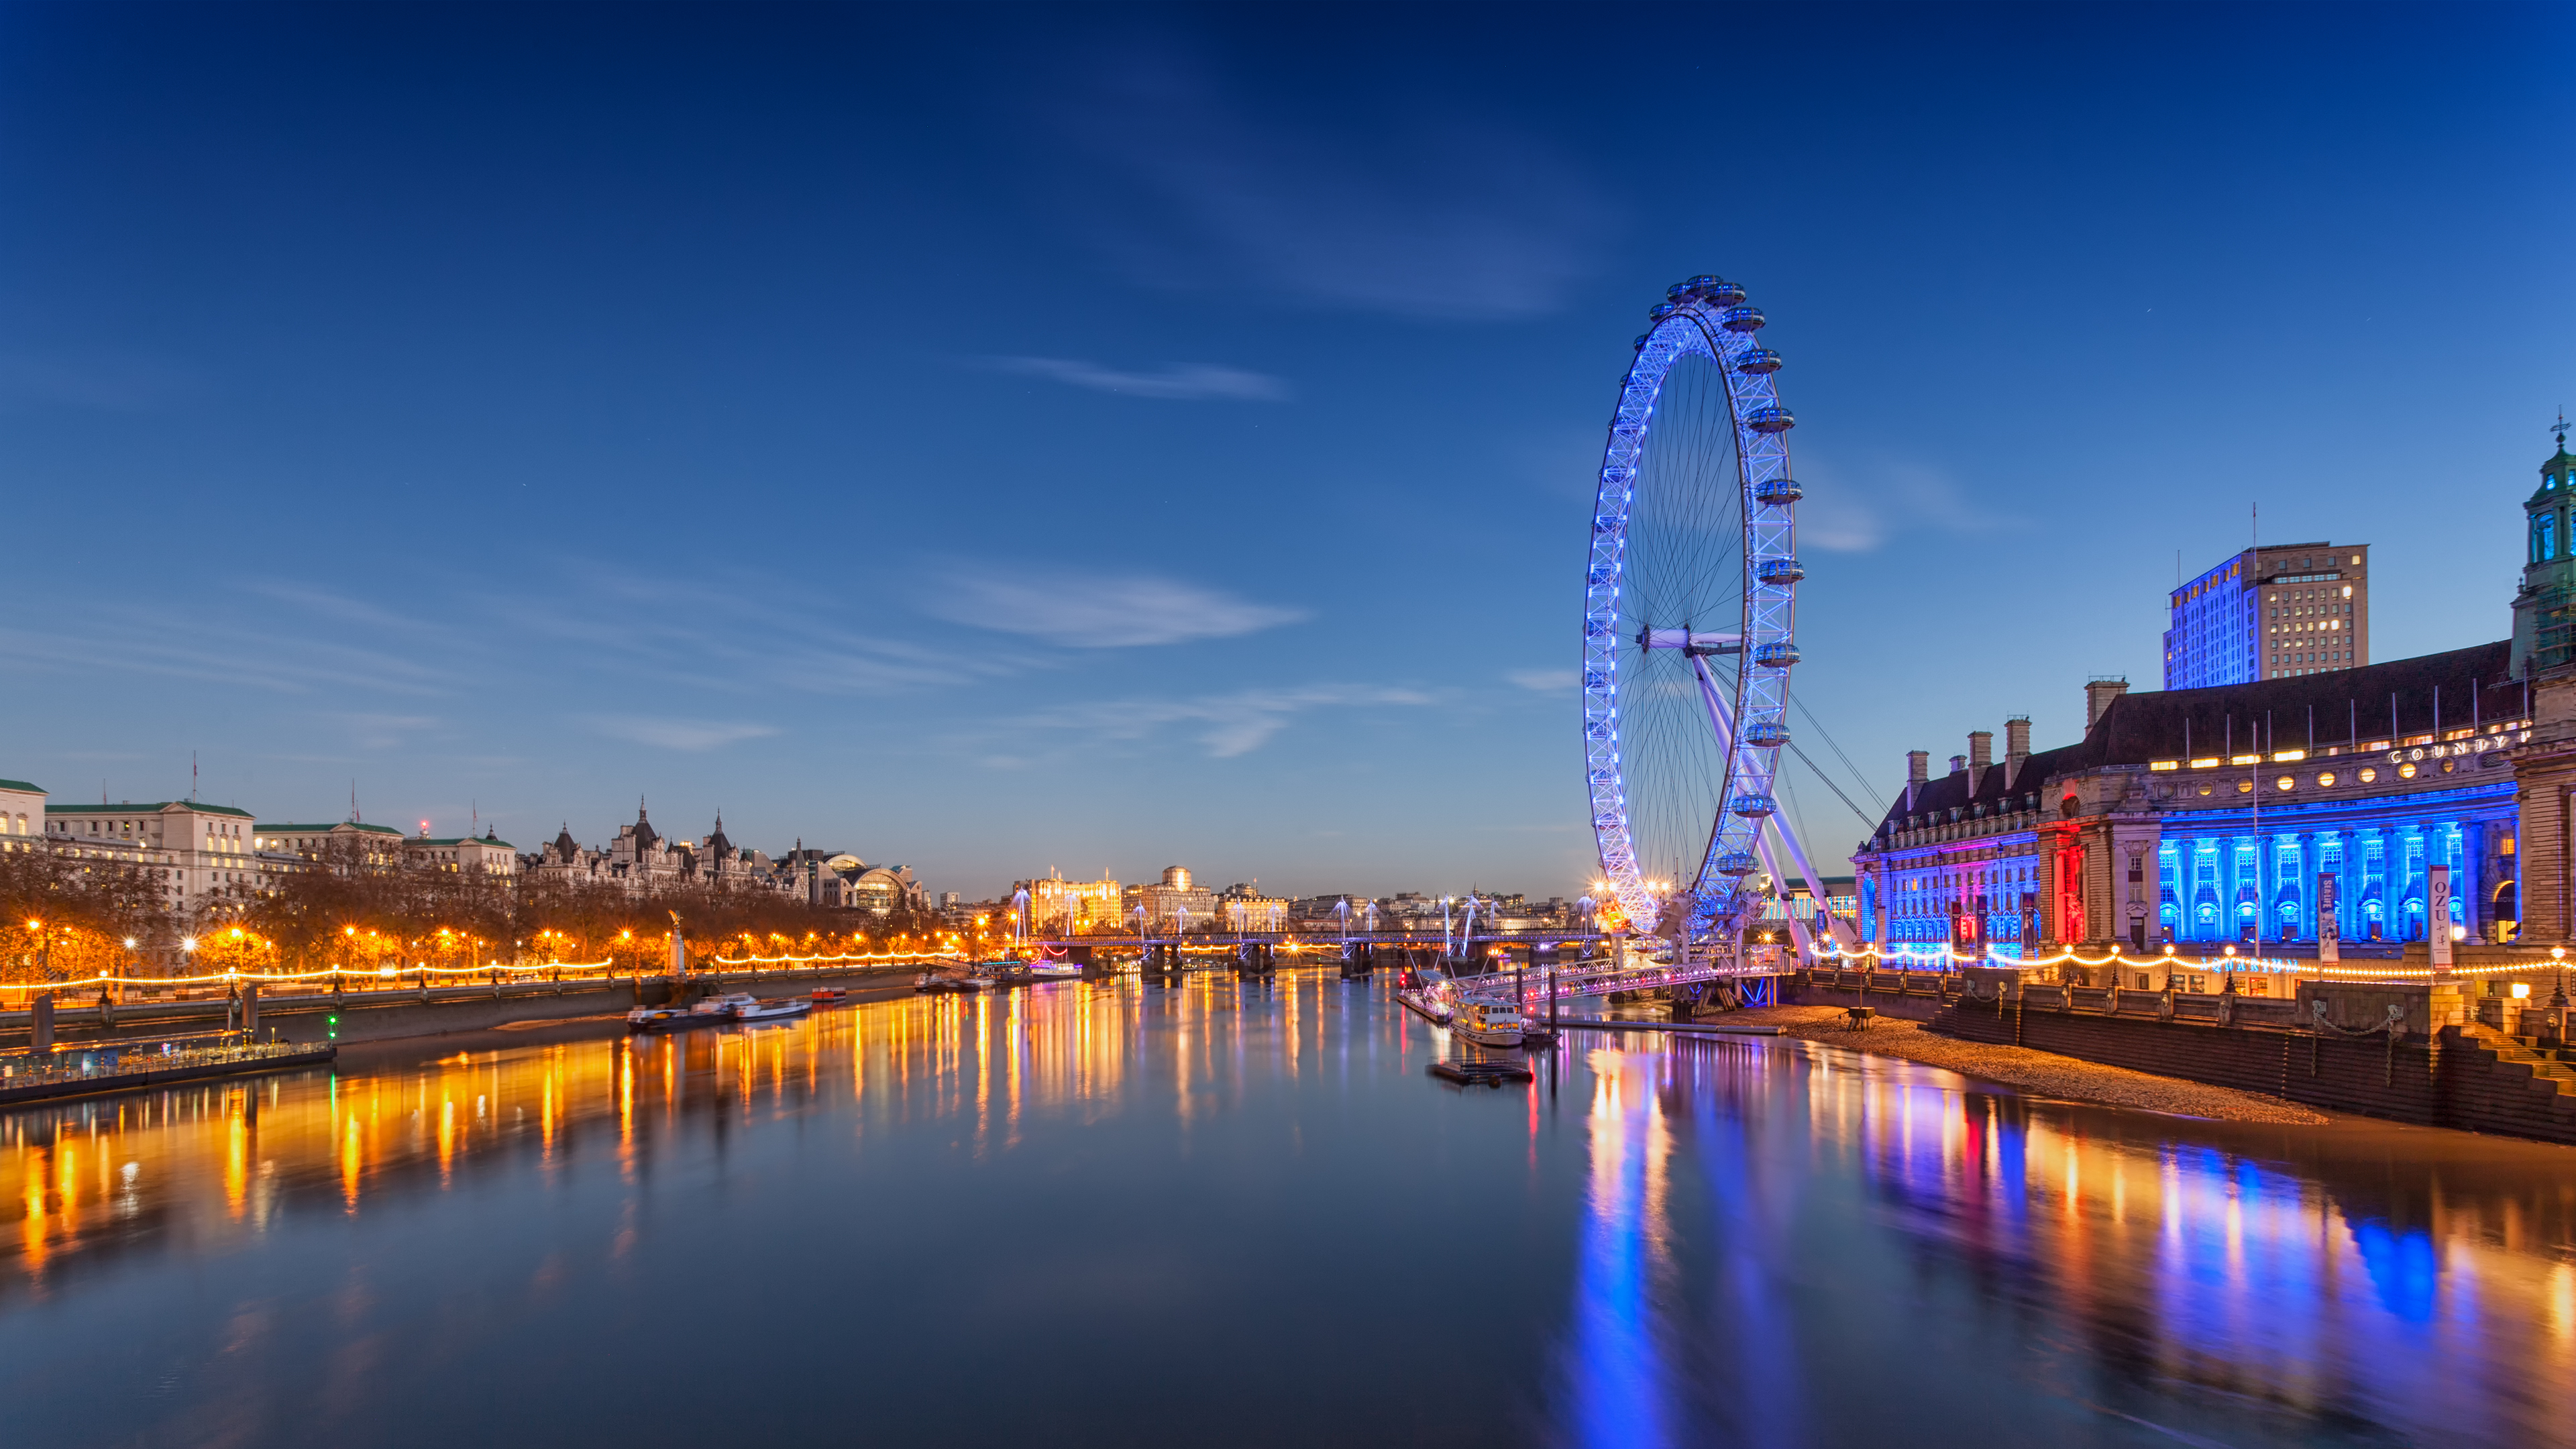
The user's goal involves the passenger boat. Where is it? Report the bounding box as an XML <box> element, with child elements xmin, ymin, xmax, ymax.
<box><xmin>692</xmin><ymin>991</ymin><xmax>757</xmax><ymax>1018</ymax></box>
<box><xmin>914</xmin><ymin>970</ymin><xmax>971</xmax><ymax>994</ymax></box>
<box><xmin>1027</xmin><ymin>957</ymin><xmax>1084</xmax><ymax>979</ymax></box>
<box><xmin>1450</xmin><ymin>1000</ymin><xmax>1527</xmax><ymax>1049</ymax></box>
<box><xmin>810</xmin><ymin>987</ymin><xmax>851</xmax><ymax>1004</ymax></box>
<box><xmin>732</xmin><ymin>996</ymin><xmax>814</xmax><ymax>1022</ymax></box>
<box><xmin>625</xmin><ymin>1004</ymin><xmax>692</xmax><ymax>1032</ymax></box>
<box><xmin>1394</xmin><ymin>969</ymin><xmax>1454</xmax><ymax>1026</ymax></box>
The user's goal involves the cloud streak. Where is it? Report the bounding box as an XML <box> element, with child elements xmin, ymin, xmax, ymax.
<box><xmin>1020</xmin><ymin>684</ymin><xmax>1433</xmax><ymax>758</ymax></box>
<box><xmin>1506</xmin><ymin>669</ymin><xmax>1579</xmax><ymax>694</ymax></box>
<box><xmin>1796</xmin><ymin>453</ymin><xmax>2023</xmax><ymax>553</ymax></box>
<box><xmin>584</xmin><ymin>717</ymin><xmax>782</xmax><ymax>751</ymax></box>
<box><xmin>924</xmin><ymin>566</ymin><xmax>1309</xmax><ymax>648</ymax></box>
<box><xmin>1047</xmin><ymin>44</ymin><xmax>1613</xmax><ymax>321</ymax></box>
<box><xmin>990</xmin><ymin>356</ymin><xmax>1290</xmax><ymax>401</ymax></box>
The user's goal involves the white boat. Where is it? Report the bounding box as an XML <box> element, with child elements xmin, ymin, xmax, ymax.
<box><xmin>692</xmin><ymin>991</ymin><xmax>757</xmax><ymax>1018</ymax></box>
<box><xmin>1451</xmin><ymin>1000</ymin><xmax>1527</xmax><ymax>1049</ymax></box>
<box><xmin>731</xmin><ymin>996</ymin><xmax>814</xmax><ymax>1022</ymax></box>
<box><xmin>1395</xmin><ymin>969</ymin><xmax>1454</xmax><ymax>1026</ymax></box>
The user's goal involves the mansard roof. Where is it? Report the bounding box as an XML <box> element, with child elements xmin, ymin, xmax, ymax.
<box><xmin>1875</xmin><ymin>640</ymin><xmax>2524</xmax><ymax>832</ymax></box>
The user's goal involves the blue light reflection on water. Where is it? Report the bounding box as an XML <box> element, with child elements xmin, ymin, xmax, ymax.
<box><xmin>1</xmin><ymin>977</ymin><xmax>2573</xmax><ymax>1448</ymax></box>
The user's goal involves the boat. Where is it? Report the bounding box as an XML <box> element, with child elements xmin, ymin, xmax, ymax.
<box><xmin>1450</xmin><ymin>1000</ymin><xmax>1527</xmax><ymax>1049</ymax></box>
<box><xmin>810</xmin><ymin>987</ymin><xmax>851</xmax><ymax>1005</ymax></box>
<box><xmin>1394</xmin><ymin>968</ymin><xmax>1454</xmax><ymax>1026</ymax></box>
<box><xmin>625</xmin><ymin>1004</ymin><xmax>692</xmax><ymax>1032</ymax></box>
<box><xmin>732</xmin><ymin>996</ymin><xmax>814</xmax><ymax>1022</ymax></box>
<box><xmin>1027</xmin><ymin>957</ymin><xmax>1085</xmax><ymax>979</ymax></box>
<box><xmin>914</xmin><ymin>970</ymin><xmax>971</xmax><ymax>994</ymax></box>
<box><xmin>692</xmin><ymin>991</ymin><xmax>757</xmax><ymax>1018</ymax></box>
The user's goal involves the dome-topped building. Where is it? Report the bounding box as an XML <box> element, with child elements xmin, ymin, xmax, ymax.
<box><xmin>2510</xmin><ymin>416</ymin><xmax>2576</xmax><ymax>679</ymax></box>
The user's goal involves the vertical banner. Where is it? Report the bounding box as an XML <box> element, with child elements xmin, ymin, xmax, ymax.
<box><xmin>2021</xmin><ymin>892</ymin><xmax>2038</xmax><ymax>952</ymax></box>
<box><xmin>2428</xmin><ymin>865</ymin><xmax>2453</xmax><ymax>974</ymax></box>
<box><xmin>2316</xmin><ymin>871</ymin><xmax>2339</xmax><ymax>966</ymax></box>
<box><xmin>1949</xmin><ymin>900</ymin><xmax>1981</xmax><ymax>963</ymax></box>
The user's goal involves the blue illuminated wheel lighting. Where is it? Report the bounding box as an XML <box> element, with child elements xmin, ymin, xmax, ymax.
<box><xmin>1581</xmin><ymin>274</ymin><xmax>1801</xmax><ymax>966</ymax></box>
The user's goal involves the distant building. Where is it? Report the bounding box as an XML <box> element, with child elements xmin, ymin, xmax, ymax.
<box><xmin>404</xmin><ymin>828</ymin><xmax>518</xmax><ymax>877</ymax></box>
<box><xmin>2163</xmin><ymin>542</ymin><xmax>2372</xmax><ymax>689</ymax></box>
<box><xmin>1218</xmin><ymin>882</ymin><xmax>1288</xmax><ymax>932</ymax></box>
<box><xmin>257</xmin><ymin>820</ymin><xmax>407</xmax><ymax>871</ymax></box>
<box><xmin>1024</xmin><ymin>871</ymin><xmax>1124</xmax><ymax>932</ymax></box>
<box><xmin>44</xmin><ymin>798</ymin><xmax>264</xmax><ymax>936</ymax></box>
<box><xmin>528</xmin><ymin>804</ymin><xmax>795</xmax><ymax>898</ymax></box>
<box><xmin>2510</xmin><ymin>435</ymin><xmax>2576</xmax><ymax>678</ymax></box>
<box><xmin>0</xmin><ymin>779</ymin><xmax>41</xmax><ymax>845</ymax></box>
<box><xmin>1126</xmin><ymin>865</ymin><xmax>1216</xmax><ymax>930</ymax></box>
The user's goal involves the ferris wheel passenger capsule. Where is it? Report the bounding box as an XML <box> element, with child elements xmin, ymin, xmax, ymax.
<box><xmin>1666</xmin><ymin>282</ymin><xmax>1699</xmax><ymax>302</ymax></box>
<box><xmin>1700</xmin><ymin>279</ymin><xmax>1747</xmax><ymax>306</ymax></box>
<box><xmin>1736</xmin><ymin>348</ymin><xmax>1782</xmax><ymax>374</ymax></box>
<box><xmin>1715</xmin><ymin>852</ymin><xmax>1759</xmax><ymax>877</ymax></box>
<box><xmin>1633</xmin><ymin>335</ymin><xmax>1649</xmax><ymax>351</ymax></box>
<box><xmin>1742</xmin><ymin>721</ymin><xmax>1790</xmax><ymax>747</ymax></box>
<box><xmin>1753</xmin><ymin>641</ymin><xmax>1803</xmax><ymax>667</ymax></box>
<box><xmin>1746</xmin><ymin>405</ymin><xmax>1794</xmax><ymax>432</ymax></box>
<box><xmin>1755</xmin><ymin>556</ymin><xmax>1805</xmax><ymax>585</ymax></box>
<box><xmin>1754</xmin><ymin>476</ymin><xmax>1803</xmax><ymax>504</ymax></box>
<box><xmin>1721</xmin><ymin>305</ymin><xmax>1766</xmax><ymax>332</ymax></box>
<box><xmin>1648</xmin><ymin>302</ymin><xmax>1678</xmax><ymax>322</ymax></box>
<box><xmin>1731</xmin><ymin>796</ymin><xmax>1778</xmax><ymax>818</ymax></box>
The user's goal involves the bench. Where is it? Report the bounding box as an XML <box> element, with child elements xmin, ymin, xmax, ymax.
<box><xmin>1843</xmin><ymin>1006</ymin><xmax>1876</xmax><ymax>1030</ymax></box>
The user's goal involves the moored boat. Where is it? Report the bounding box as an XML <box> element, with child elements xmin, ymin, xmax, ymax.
<box><xmin>1450</xmin><ymin>1000</ymin><xmax>1527</xmax><ymax>1049</ymax></box>
<box><xmin>733</xmin><ymin>996</ymin><xmax>814</xmax><ymax>1022</ymax></box>
<box><xmin>1394</xmin><ymin>968</ymin><xmax>1454</xmax><ymax>1026</ymax></box>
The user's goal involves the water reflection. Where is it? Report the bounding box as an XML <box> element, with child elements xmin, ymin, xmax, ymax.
<box><xmin>1559</xmin><ymin>1034</ymin><xmax>2576</xmax><ymax>1446</ymax></box>
<box><xmin>3</xmin><ymin>975</ymin><xmax>2573</xmax><ymax>1448</ymax></box>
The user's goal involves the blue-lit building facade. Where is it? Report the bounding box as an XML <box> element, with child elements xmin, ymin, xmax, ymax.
<box><xmin>2161</xmin><ymin>541</ymin><xmax>2373</xmax><ymax>690</ymax></box>
<box><xmin>1855</xmin><ymin>643</ymin><xmax>2526</xmax><ymax>979</ymax></box>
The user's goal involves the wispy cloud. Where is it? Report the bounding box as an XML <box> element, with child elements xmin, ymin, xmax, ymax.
<box><xmin>989</xmin><ymin>356</ymin><xmax>1289</xmax><ymax>401</ymax></box>
<box><xmin>1047</xmin><ymin>44</ymin><xmax>1613</xmax><ymax>321</ymax></box>
<box><xmin>1506</xmin><ymin>669</ymin><xmax>1579</xmax><ymax>694</ymax></box>
<box><xmin>1020</xmin><ymin>684</ymin><xmax>1432</xmax><ymax>758</ymax></box>
<box><xmin>924</xmin><ymin>564</ymin><xmax>1309</xmax><ymax>648</ymax></box>
<box><xmin>584</xmin><ymin>717</ymin><xmax>782</xmax><ymax>751</ymax></box>
<box><xmin>1797</xmin><ymin>453</ymin><xmax>2022</xmax><ymax>553</ymax></box>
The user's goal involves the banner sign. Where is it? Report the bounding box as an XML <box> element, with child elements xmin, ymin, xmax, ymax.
<box><xmin>2316</xmin><ymin>872</ymin><xmax>2339</xmax><ymax>965</ymax></box>
<box><xmin>2429</xmin><ymin>865</ymin><xmax>2452</xmax><ymax>973</ymax></box>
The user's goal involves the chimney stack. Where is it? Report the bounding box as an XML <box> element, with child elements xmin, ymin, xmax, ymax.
<box><xmin>1968</xmin><ymin>730</ymin><xmax>1994</xmax><ymax>777</ymax></box>
<box><xmin>1949</xmin><ymin>754</ymin><xmax>1968</xmax><ymax>775</ymax></box>
<box><xmin>2004</xmin><ymin>716</ymin><xmax>2032</xmax><ymax>788</ymax></box>
<box><xmin>1904</xmin><ymin>749</ymin><xmax>1929</xmax><ymax>810</ymax></box>
<box><xmin>2085</xmin><ymin>676</ymin><xmax>2131</xmax><ymax>732</ymax></box>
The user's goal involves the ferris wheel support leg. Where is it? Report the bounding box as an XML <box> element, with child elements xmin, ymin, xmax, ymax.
<box><xmin>1750</xmin><ymin>830</ymin><xmax>1819</xmax><ymax>961</ymax></box>
<box><xmin>1766</xmin><ymin>815</ymin><xmax>1860</xmax><ymax>953</ymax></box>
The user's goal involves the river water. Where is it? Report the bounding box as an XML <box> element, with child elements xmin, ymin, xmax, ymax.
<box><xmin>5</xmin><ymin>972</ymin><xmax>2573</xmax><ymax>1448</ymax></box>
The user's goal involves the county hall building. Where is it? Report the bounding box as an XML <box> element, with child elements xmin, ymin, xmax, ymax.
<box><xmin>1855</xmin><ymin>428</ymin><xmax>2576</xmax><ymax>979</ymax></box>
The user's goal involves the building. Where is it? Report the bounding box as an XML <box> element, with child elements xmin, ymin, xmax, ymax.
<box><xmin>1024</xmin><ymin>871</ymin><xmax>1124</xmax><ymax>932</ymax></box>
<box><xmin>1126</xmin><ymin>865</ymin><xmax>1216</xmax><ymax>930</ymax></box>
<box><xmin>1217</xmin><ymin>882</ymin><xmax>1289</xmax><ymax>932</ymax></box>
<box><xmin>402</xmin><ymin>828</ymin><xmax>519</xmax><ymax>877</ymax></box>
<box><xmin>526</xmin><ymin>804</ymin><xmax>795</xmax><ymax>896</ymax></box>
<box><xmin>256</xmin><ymin>819</ymin><xmax>408</xmax><ymax>871</ymax></box>
<box><xmin>2509</xmin><ymin>429</ymin><xmax>2576</xmax><ymax>679</ymax></box>
<box><xmin>44</xmin><ymin>799</ymin><xmax>265</xmax><ymax>915</ymax></box>
<box><xmin>1858</xmin><ymin>649</ymin><xmax>2524</xmax><ymax>976</ymax></box>
<box><xmin>2163</xmin><ymin>542</ymin><xmax>2371</xmax><ymax>689</ymax></box>
<box><xmin>0</xmin><ymin>779</ymin><xmax>41</xmax><ymax>845</ymax></box>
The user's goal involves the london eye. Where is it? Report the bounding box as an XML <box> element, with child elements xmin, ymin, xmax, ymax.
<box><xmin>1581</xmin><ymin>274</ymin><xmax>1830</xmax><ymax>971</ymax></box>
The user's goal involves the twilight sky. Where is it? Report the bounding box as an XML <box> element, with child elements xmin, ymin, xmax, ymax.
<box><xmin>3</xmin><ymin>3</ymin><xmax>2570</xmax><ymax>902</ymax></box>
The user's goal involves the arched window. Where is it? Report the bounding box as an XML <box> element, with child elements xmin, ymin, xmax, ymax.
<box><xmin>2541</xmin><ymin>513</ymin><xmax>2559</xmax><ymax>562</ymax></box>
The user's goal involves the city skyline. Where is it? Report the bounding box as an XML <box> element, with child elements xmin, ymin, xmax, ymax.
<box><xmin>4</xmin><ymin>4</ymin><xmax>2571</xmax><ymax>898</ymax></box>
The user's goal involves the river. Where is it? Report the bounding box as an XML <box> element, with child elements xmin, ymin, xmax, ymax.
<box><xmin>5</xmin><ymin>971</ymin><xmax>2573</xmax><ymax>1447</ymax></box>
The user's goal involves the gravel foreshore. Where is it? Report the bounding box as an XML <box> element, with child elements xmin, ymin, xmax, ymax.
<box><xmin>1721</xmin><ymin>1005</ymin><xmax>2331</xmax><ymax>1124</ymax></box>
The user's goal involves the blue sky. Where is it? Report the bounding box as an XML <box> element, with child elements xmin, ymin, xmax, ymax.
<box><xmin>3</xmin><ymin>3</ymin><xmax>2570</xmax><ymax>901</ymax></box>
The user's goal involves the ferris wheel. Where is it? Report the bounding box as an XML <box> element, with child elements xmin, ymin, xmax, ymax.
<box><xmin>1581</xmin><ymin>274</ymin><xmax>1838</xmax><ymax>967</ymax></box>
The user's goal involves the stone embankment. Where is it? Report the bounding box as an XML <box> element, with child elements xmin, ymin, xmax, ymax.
<box><xmin>1727</xmin><ymin>1004</ymin><xmax>2330</xmax><ymax>1123</ymax></box>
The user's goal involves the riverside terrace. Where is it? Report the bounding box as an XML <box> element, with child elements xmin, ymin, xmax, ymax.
<box><xmin>1856</xmin><ymin>641</ymin><xmax>2530</xmax><ymax>968</ymax></box>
